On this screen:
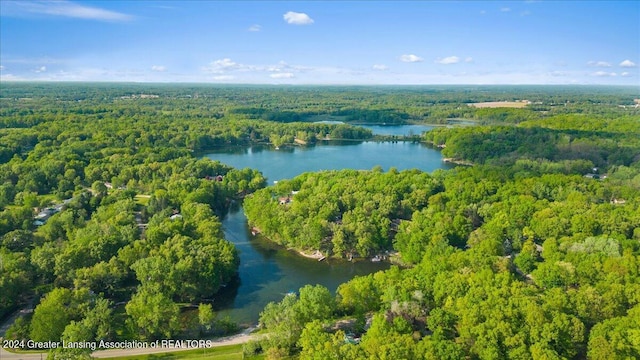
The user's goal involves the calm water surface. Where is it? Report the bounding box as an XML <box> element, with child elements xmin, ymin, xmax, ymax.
<box><xmin>360</xmin><ymin>124</ymin><xmax>435</xmax><ymax>136</ymax></box>
<box><xmin>206</xmin><ymin>141</ymin><xmax>448</xmax><ymax>184</ymax></box>
<box><xmin>207</xmin><ymin>125</ymin><xmax>450</xmax><ymax>324</ymax></box>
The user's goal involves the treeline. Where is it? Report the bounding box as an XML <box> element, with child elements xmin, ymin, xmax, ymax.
<box><xmin>232</xmin><ymin>107</ymin><xmax>410</xmax><ymax>124</ymax></box>
<box><xmin>247</xmin><ymin>163</ymin><xmax>640</xmax><ymax>359</ymax></box>
<box><xmin>3</xmin><ymin>83</ymin><xmax>638</xmax><ymax>129</ymax></box>
<box><xmin>471</xmin><ymin>107</ymin><xmax>539</xmax><ymax>124</ymax></box>
<box><xmin>244</xmin><ymin>168</ymin><xmax>443</xmax><ymax>258</ymax></box>
<box><xmin>426</xmin><ymin>114</ymin><xmax>640</xmax><ymax>168</ymax></box>
<box><xmin>0</xmin><ymin>112</ymin><xmax>372</xmax><ymax>164</ymax></box>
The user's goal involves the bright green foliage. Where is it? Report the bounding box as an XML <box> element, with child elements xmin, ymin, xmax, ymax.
<box><xmin>425</xmin><ymin>114</ymin><xmax>640</xmax><ymax>168</ymax></box>
<box><xmin>284</xmin><ymin>162</ymin><xmax>640</xmax><ymax>359</ymax></box>
<box><xmin>587</xmin><ymin>305</ymin><xmax>640</xmax><ymax>359</ymax></box>
<box><xmin>29</xmin><ymin>288</ymin><xmax>96</xmax><ymax>342</ymax></box>
<box><xmin>245</xmin><ymin>169</ymin><xmax>442</xmax><ymax>257</ymax></box>
<box><xmin>337</xmin><ymin>273</ymin><xmax>382</xmax><ymax>314</ymax></box>
<box><xmin>1</xmin><ymin>83</ymin><xmax>639</xmax><ymax>354</ymax></box>
<box><xmin>198</xmin><ymin>303</ymin><xmax>215</xmax><ymax>333</ymax></box>
<box><xmin>125</xmin><ymin>287</ymin><xmax>180</xmax><ymax>340</ymax></box>
<box><xmin>0</xmin><ymin>249</ymin><xmax>33</xmax><ymax>318</ymax></box>
<box><xmin>131</xmin><ymin>203</ymin><xmax>237</xmax><ymax>302</ymax></box>
<box><xmin>50</xmin><ymin>297</ymin><xmax>114</xmax><ymax>358</ymax></box>
<box><xmin>514</xmin><ymin>239</ymin><xmax>540</xmax><ymax>274</ymax></box>
<box><xmin>258</xmin><ymin>285</ymin><xmax>337</xmax><ymax>355</ymax></box>
<box><xmin>298</xmin><ymin>321</ymin><xmax>356</xmax><ymax>360</ymax></box>
<box><xmin>30</xmin><ymin>288</ymin><xmax>76</xmax><ymax>342</ymax></box>
<box><xmin>356</xmin><ymin>314</ymin><xmax>417</xmax><ymax>359</ymax></box>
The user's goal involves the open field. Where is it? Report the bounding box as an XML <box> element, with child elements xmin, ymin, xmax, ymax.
<box><xmin>134</xmin><ymin>194</ymin><xmax>151</xmax><ymax>206</ymax></box>
<box><xmin>468</xmin><ymin>101</ymin><xmax>530</xmax><ymax>108</ymax></box>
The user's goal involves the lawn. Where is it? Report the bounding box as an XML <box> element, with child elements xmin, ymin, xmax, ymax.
<box><xmin>103</xmin><ymin>343</ymin><xmax>264</xmax><ymax>360</ymax></box>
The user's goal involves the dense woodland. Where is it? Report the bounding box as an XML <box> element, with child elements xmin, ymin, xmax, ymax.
<box><xmin>0</xmin><ymin>84</ymin><xmax>377</xmax><ymax>354</ymax></box>
<box><xmin>1</xmin><ymin>83</ymin><xmax>639</xmax><ymax>359</ymax></box>
<box><xmin>244</xmin><ymin>169</ymin><xmax>443</xmax><ymax>258</ymax></box>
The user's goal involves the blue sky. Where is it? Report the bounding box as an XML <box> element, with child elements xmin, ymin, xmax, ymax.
<box><xmin>1</xmin><ymin>1</ymin><xmax>638</xmax><ymax>85</ymax></box>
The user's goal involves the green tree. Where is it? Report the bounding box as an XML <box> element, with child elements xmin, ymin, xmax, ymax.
<box><xmin>514</xmin><ymin>239</ymin><xmax>540</xmax><ymax>274</ymax></box>
<box><xmin>30</xmin><ymin>288</ymin><xmax>90</xmax><ymax>342</ymax></box>
<box><xmin>198</xmin><ymin>303</ymin><xmax>215</xmax><ymax>334</ymax></box>
<box><xmin>125</xmin><ymin>287</ymin><xmax>180</xmax><ymax>340</ymax></box>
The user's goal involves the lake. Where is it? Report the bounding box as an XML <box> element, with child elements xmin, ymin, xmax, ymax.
<box><xmin>205</xmin><ymin>125</ymin><xmax>450</xmax><ymax>324</ymax></box>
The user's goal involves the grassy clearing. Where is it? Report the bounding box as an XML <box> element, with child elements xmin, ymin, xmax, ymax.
<box><xmin>37</xmin><ymin>193</ymin><xmax>59</xmax><ymax>205</ymax></box>
<box><xmin>103</xmin><ymin>343</ymin><xmax>264</xmax><ymax>360</ymax></box>
<box><xmin>134</xmin><ymin>194</ymin><xmax>151</xmax><ymax>206</ymax></box>
<box><xmin>468</xmin><ymin>101</ymin><xmax>529</xmax><ymax>108</ymax></box>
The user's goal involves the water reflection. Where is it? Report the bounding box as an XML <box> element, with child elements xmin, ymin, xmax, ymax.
<box><xmin>208</xmin><ymin>125</ymin><xmax>447</xmax><ymax>324</ymax></box>
<box><xmin>215</xmin><ymin>207</ymin><xmax>389</xmax><ymax>325</ymax></box>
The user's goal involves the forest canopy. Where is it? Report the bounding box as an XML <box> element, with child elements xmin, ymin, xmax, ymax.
<box><xmin>0</xmin><ymin>83</ymin><xmax>639</xmax><ymax>359</ymax></box>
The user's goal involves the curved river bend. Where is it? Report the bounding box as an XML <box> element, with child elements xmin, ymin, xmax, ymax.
<box><xmin>205</xmin><ymin>125</ymin><xmax>451</xmax><ymax>324</ymax></box>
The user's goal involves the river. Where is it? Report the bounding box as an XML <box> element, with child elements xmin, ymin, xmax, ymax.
<box><xmin>205</xmin><ymin>124</ymin><xmax>450</xmax><ymax>324</ymax></box>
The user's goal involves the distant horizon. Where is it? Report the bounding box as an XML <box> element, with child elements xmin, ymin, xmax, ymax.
<box><xmin>2</xmin><ymin>1</ymin><xmax>638</xmax><ymax>86</ymax></box>
<box><xmin>1</xmin><ymin>80</ymin><xmax>638</xmax><ymax>89</ymax></box>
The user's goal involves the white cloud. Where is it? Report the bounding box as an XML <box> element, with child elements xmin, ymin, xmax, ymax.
<box><xmin>34</xmin><ymin>66</ymin><xmax>47</xmax><ymax>73</ymax></box>
<box><xmin>465</xmin><ymin>57</ymin><xmax>473</xmax><ymax>63</ymax></box>
<box><xmin>501</xmin><ymin>7</ymin><xmax>511</xmax><ymax>12</ymax></box>
<box><xmin>283</xmin><ymin>11</ymin><xmax>314</xmax><ymax>25</ymax></box>
<box><xmin>0</xmin><ymin>73</ymin><xmax>26</xmax><ymax>81</ymax></box>
<box><xmin>400</xmin><ymin>54</ymin><xmax>423</xmax><ymax>63</ymax></box>
<box><xmin>266</xmin><ymin>61</ymin><xmax>289</xmax><ymax>72</ymax></box>
<box><xmin>248</xmin><ymin>24</ymin><xmax>262</xmax><ymax>32</ymax></box>
<box><xmin>372</xmin><ymin>64</ymin><xmax>388</xmax><ymax>71</ymax></box>
<box><xmin>214</xmin><ymin>58</ymin><xmax>238</xmax><ymax>69</ymax></box>
<box><xmin>588</xmin><ymin>61</ymin><xmax>612</xmax><ymax>67</ymax></box>
<box><xmin>0</xmin><ymin>66</ymin><xmax>5</xmax><ymax>71</ymax></box>
<box><xmin>549</xmin><ymin>71</ymin><xmax>567</xmax><ymax>77</ymax></box>
<box><xmin>437</xmin><ymin>56</ymin><xmax>460</xmax><ymax>65</ymax></box>
<box><xmin>620</xmin><ymin>72</ymin><xmax>632</xmax><ymax>77</ymax></box>
<box><xmin>619</xmin><ymin>59</ymin><xmax>637</xmax><ymax>68</ymax></box>
<box><xmin>202</xmin><ymin>58</ymin><xmax>243</xmax><ymax>73</ymax></box>
<box><xmin>213</xmin><ymin>75</ymin><xmax>235</xmax><ymax>81</ymax></box>
<box><xmin>151</xmin><ymin>65</ymin><xmax>166</xmax><ymax>72</ymax></box>
<box><xmin>266</xmin><ymin>61</ymin><xmax>310</xmax><ymax>73</ymax></box>
<box><xmin>4</xmin><ymin>0</ymin><xmax>134</xmax><ymax>22</ymax></box>
<box><xmin>201</xmin><ymin>59</ymin><xmax>312</xmax><ymax>81</ymax></box>
<box><xmin>591</xmin><ymin>71</ymin><xmax>617</xmax><ymax>77</ymax></box>
<box><xmin>520</xmin><ymin>10</ymin><xmax>531</xmax><ymax>16</ymax></box>
<box><xmin>270</xmin><ymin>72</ymin><xmax>295</xmax><ymax>79</ymax></box>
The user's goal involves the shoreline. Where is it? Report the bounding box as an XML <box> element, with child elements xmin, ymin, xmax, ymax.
<box><xmin>443</xmin><ymin>158</ymin><xmax>474</xmax><ymax>166</ymax></box>
<box><xmin>295</xmin><ymin>249</ymin><xmax>326</xmax><ymax>260</ymax></box>
<box><xmin>252</xmin><ymin>225</ymin><xmax>396</xmax><ymax>264</ymax></box>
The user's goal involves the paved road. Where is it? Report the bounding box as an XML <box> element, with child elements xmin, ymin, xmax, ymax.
<box><xmin>0</xmin><ymin>305</ymin><xmax>34</xmax><ymax>339</ymax></box>
<box><xmin>93</xmin><ymin>327</ymin><xmax>258</xmax><ymax>358</ymax></box>
<box><xmin>0</xmin><ymin>305</ymin><xmax>42</xmax><ymax>359</ymax></box>
<box><xmin>1</xmin><ymin>304</ymin><xmax>260</xmax><ymax>359</ymax></box>
<box><xmin>1</xmin><ymin>327</ymin><xmax>259</xmax><ymax>360</ymax></box>
<box><xmin>0</xmin><ymin>347</ymin><xmax>46</xmax><ymax>360</ymax></box>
